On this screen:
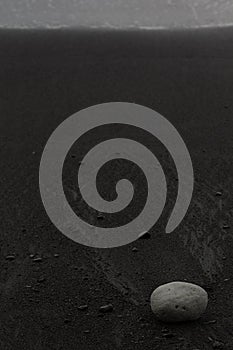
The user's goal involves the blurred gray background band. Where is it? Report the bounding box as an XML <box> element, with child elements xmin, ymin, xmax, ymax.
<box><xmin>0</xmin><ymin>0</ymin><xmax>233</xmax><ymax>29</ymax></box>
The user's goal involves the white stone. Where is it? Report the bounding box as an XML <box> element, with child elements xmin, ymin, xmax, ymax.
<box><xmin>150</xmin><ymin>281</ymin><xmax>208</xmax><ymax>322</ymax></box>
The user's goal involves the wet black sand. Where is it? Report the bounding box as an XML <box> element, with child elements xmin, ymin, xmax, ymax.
<box><xmin>0</xmin><ymin>27</ymin><xmax>233</xmax><ymax>349</ymax></box>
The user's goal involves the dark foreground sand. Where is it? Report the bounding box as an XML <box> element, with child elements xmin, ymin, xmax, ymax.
<box><xmin>0</xmin><ymin>27</ymin><xmax>233</xmax><ymax>349</ymax></box>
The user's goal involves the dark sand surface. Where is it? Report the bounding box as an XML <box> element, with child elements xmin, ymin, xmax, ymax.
<box><xmin>0</xmin><ymin>27</ymin><xmax>233</xmax><ymax>349</ymax></box>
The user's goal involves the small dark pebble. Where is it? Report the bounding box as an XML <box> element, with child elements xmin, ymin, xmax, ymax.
<box><xmin>222</xmin><ymin>224</ymin><xmax>230</xmax><ymax>229</ymax></box>
<box><xmin>212</xmin><ymin>340</ymin><xmax>224</xmax><ymax>349</ymax></box>
<box><xmin>78</xmin><ymin>305</ymin><xmax>88</xmax><ymax>311</ymax></box>
<box><xmin>37</xmin><ymin>277</ymin><xmax>46</xmax><ymax>283</ymax></box>
<box><xmin>215</xmin><ymin>191</ymin><xmax>222</xmax><ymax>196</ymax></box>
<box><xmin>99</xmin><ymin>304</ymin><xmax>113</xmax><ymax>313</ymax></box>
<box><xmin>64</xmin><ymin>319</ymin><xmax>71</xmax><ymax>324</ymax></box>
<box><xmin>162</xmin><ymin>332</ymin><xmax>175</xmax><ymax>338</ymax></box>
<box><xmin>97</xmin><ymin>214</ymin><xmax>104</xmax><ymax>220</ymax></box>
<box><xmin>5</xmin><ymin>255</ymin><xmax>15</xmax><ymax>261</ymax></box>
<box><xmin>204</xmin><ymin>320</ymin><xmax>217</xmax><ymax>324</ymax></box>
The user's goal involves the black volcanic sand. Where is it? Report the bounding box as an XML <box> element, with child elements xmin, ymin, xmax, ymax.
<box><xmin>0</xmin><ymin>27</ymin><xmax>233</xmax><ymax>349</ymax></box>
